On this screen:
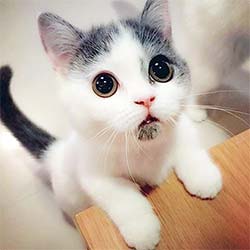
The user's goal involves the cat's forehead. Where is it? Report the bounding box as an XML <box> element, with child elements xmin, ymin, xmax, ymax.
<box><xmin>99</xmin><ymin>27</ymin><xmax>147</xmax><ymax>76</ymax></box>
<box><xmin>71</xmin><ymin>19</ymin><xmax>172</xmax><ymax>76</ymax></box>
<box><xmin>122</xmin><ymin>19</ymin><xmax>169</xmax><ymax>56</ymax></box>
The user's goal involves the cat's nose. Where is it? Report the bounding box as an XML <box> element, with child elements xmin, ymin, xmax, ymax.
<box><xmin>134</xmin><ymin>96</ymin><xmax>156</xmax><ymax>108</ymax></box>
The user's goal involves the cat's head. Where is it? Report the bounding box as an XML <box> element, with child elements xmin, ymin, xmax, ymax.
<box><xmin>38</xmin><ymin>0</ymin><xmax>190</xmax><ymax>141</ymax></box>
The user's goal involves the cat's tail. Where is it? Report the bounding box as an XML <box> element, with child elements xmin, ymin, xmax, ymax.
<box><xmin>0</xmin><ymin>65</ymin><xmax>56</xmax><ymax>159</ymax></box>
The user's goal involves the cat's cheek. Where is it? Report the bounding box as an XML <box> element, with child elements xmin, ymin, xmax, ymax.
<box><xmin>151</xmin><ymin>89</ymin><xmax>186</xmax><ymax>121</ymax></box>
<box><xmin>110</xmin><ymin>121</ymin><xmax>137</xmax><ymax>133</ymax></box>
<box><xmin>110</xmin><ymin>110</ymin><xmax>146</xmax><ymax>133</ymax></box>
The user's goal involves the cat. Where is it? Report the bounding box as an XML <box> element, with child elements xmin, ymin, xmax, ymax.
<box><xmin>169</xmin><ymin>0</ymin><xmax>250</xmax><ymax>121</ymax></box>
<box><xmin>0</xmin><ymin>0</ymin><xmax>222</xmax><ymax>249</ymax></box>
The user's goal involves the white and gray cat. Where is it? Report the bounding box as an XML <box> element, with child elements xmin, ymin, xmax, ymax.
<box><xmin>0</xmin><ymin>0</ymin><xmax>222</xmax><ymax>249</ymax></box>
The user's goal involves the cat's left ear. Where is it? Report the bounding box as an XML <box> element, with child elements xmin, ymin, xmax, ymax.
<box><xmin>38</xmin><ymin>12</ymin><xmax>82</xmax><ymax>75</ymax></box>
<box><xmin>141</xmin><ymin>0</ymin><xmax>171</xmax><ymax>37</ymax></box>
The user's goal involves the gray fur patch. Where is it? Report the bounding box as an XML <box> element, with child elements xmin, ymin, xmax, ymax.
<box><xmin>137</xmin><ymin>122</ymin><xmax>161</xmax><ymax>141</ymax></box>
<box><xmin>69</xmin><ymin>17</ymin><xmax>189</xmax><ymax>83</ymax></box>
<box><xmin>122</xmin><ymin>19</ymin><xmax>168</xmax><ymax>56</ymax></box>
<box><xmin>121</xmin><ymin>19</ymin><xmax>189</xmax><ymax>82</ymax></box>
<box><xmin>71</xmin><ymin>24</ymin><xmax>119</xmax><ymax>71</ymax></box>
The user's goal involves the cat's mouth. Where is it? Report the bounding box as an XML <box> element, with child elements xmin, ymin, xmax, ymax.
<box><xmin>139</xmin><ymin>115</ymin><xmax>159</xmax><ymax>127</ymax></box>
<box><xmin>137</xmin><ymin>115</ymin><xmax>161</xmax><ymax>141</ymax></box>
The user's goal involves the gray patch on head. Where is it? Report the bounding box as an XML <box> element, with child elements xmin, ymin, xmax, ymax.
<box><xmin>121</xmin><ymin>19</ymin><xmax>190</xmax><ymax>83</ymax></box>
<box><xmin>122</xmin><ymin>19</ymin><xmax>167</xmax><ymax>56</ymax></box>
<box><xmin>70</xmin><ymin>24</ymin><xmax>120</xmax><ymax>71</ymax></box>
<box><xmin>69</xmin><ymin>16</ymin><xmax>189</xmax><ymax>85</ymax></box>
<box><xmin>137</xmin><ymin>122</ymin><xmax>161</xmax><ymax>141</ymax></box>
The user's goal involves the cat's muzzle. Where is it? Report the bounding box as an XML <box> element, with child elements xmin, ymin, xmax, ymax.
<box><xmin>137</xmin><ymin>115</ymin><xmax>161</xmax><ymax>141</ymax></box>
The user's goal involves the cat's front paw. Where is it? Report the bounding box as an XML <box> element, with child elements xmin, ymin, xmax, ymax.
<box><xmin>183</xmin><ymin>162</ymin><xmax>222</xmax><ymax>199</ymax></box>
<box><xmin>120</xmin><ymin>213</ymin><xmax>160</xmax><ymax>250</ymax></box>
<box><xmin>187</xmin><ymin>107</ymin><xmax>208</xmax><ymax>122</ymax></box>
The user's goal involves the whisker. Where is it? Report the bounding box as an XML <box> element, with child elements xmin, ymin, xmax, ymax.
<box><xmin>182</xmin><ymin>104</ymin><xmax>250</xmax><ymax>127</ymax></box>
<box><xmin>186</xmin><ymin>89</ymin><xmax>247</xmax><ymax>98</ymax></box>
<box><xmin>206</xmin><ymin>105</ymin><xmax>250</xmax><ymax>116</ymax></box>
<box><xmin>166</xmin><ymin>117</ymin><xmax>174</xmax><ymax>128</ymax></box>
<box><xmin>181</xmin><ymin>104</ymin><xmax>235</xmax><ymax>136</ymax></box>
<box><xmin>89</xmin><ymin>126</ymin><xmax>113</xmax><ymax>141</ymax></box>
<box><xmin>102</xmin><ymin>130</ymin><xmax>117</xmax><ymax>174</ymax></box>
<box><xmin>129</xmin><ymin>130</ymin><xmax>152</xmax><ymax>160</ymax></box>
<box><xmin>169</xmin><ymin>116</ymin><xmax>177</xmax><ymax>127</ymax></box>
<box><xmin>166</xmin><ymin>119</ymin><xmax>174</xmax><ymax>129</ymax></box>
<box><xmin>206</xmin><ymin>119</ymin><xmax>235</xmax><ymax>137</ymax></box>
<box><xmin>129</xmin><ymin>130</ymin><xmax>140</xmax><ymax>154</ymax></box>
<box><xmin>110</xmin><ymin>109</ymin><xmax>141</xmax><ymax>125</ymax></box>
<box><xmin>90</xmin><ymin>107</ymin><xmax>142</xmax><ymax>141</ymax></box>
<box><xmin>183</xmin><ymin>104</ymin><xmax>250</xmax><ymax>116</ymax></box>
<box><xmin>125</xmin><ymin>132</ymin><xmax>137</xmax><ymax>185</ymax></box>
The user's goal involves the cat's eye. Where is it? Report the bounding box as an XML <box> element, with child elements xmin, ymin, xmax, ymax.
<box><xmin>149</xmin><ymin>55</ymin><xmax>173</xmax><ymax>83</ymax></box>
<box><xmin>92</xmin><ymin>72</ymin><xmax>118</xmax><ymax>98</ymax></box>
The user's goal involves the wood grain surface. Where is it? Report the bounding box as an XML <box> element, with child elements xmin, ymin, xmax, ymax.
<box><xmin>75</xmin><ymin>129</ymin><xmax>250</xmax><ymax>250</ymax></box>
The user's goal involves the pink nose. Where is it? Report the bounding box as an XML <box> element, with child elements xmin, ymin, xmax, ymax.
<box><xmin>134</xmin><ymin>96</ymin><xmax>156</xmax><ymax>108</ymax></box>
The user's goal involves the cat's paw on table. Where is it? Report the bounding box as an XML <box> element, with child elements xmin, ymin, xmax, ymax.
<box><xmin>183</xmin><ymin>162</ymin><xmax>222</xmax><ymax>199</ymax></box>
<box><xmin>186</xmin><ymin>107</ymin><xmax>208</xmax><ymax>123</ymax></box>
<box><xmin>120</xmin><ymin>213</ymin><xmax>161</xmax><ymax>250</ymax></box>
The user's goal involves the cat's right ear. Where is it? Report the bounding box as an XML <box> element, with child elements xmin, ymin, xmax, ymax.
<box><xmin>141</xmin><ymin>0</ymin><xmax>171</xmax><ymax>37</ymax></box>
<box><xmin>38</xmin><ymin>13</ymin><xmax>82</xmax><ymax>75</ymax></box>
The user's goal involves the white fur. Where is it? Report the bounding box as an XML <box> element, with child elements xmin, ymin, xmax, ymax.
<box><xmin>169</xmin><ymin>0</ymin><xmax>250</xmax><ymax>121</ymax></box>
<box><xmin>38</xmin><ymin>27</ymin><xmax>223</xmax><ymax>250</ymax></box>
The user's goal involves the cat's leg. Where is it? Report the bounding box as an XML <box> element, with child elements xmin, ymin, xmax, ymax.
<box><xmin>81</xmin><ymin>176</ymin><xmax>160</xmax><ymax>250</ymax></box>
<box><xmin>186</xmin><ymin>95</ymin><xmax>208</xmax><ymax>122</ymax></box>
<box><xmin>149</xmin><ymin>162</ymin><xmax>174</xmax><ymax>187</ymax></box>
<box><xmin>52</xmin><ymin>172</ymin><xmax>91</xmax><ymax>224</ymax></box>
<box><xmin>45</xmin><ymin>141</ymin><xmax>91</xmax><ymax>225</ymax></box>
<box><xmin>172</xmin><ymin>114</ymin><xmax>222</xmax><ymax>198</ymax></box>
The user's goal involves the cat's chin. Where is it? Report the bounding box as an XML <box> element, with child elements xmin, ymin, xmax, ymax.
<box><xmin>137</xmin><ymin>115</ymin><xmax>161</xmax><ymax>141</ymax></box>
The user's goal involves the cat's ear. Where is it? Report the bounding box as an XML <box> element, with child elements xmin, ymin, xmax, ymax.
<box><xmin>141</xmin><ymin>0</ymin><xmax>171</xmax><ymax>37</ymax></box>
<box><xmin>38</xmin><ymin>12</ymin><xmax>82</xmax><ymax>75</ymax></box>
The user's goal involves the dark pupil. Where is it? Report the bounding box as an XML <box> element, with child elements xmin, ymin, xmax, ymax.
<box><xmin>96</xmin><ymin>74</ymin><xmax>114</xmax><ymax>94</ymax></box>
<box><xmin>151</xmin><ymin>61</ymin><xmax>170</xmax><ymax>79</ymax></box>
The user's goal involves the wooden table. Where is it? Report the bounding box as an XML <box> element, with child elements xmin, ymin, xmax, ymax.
<box><xmin>75</xmin><ymin>130</ymin><xmax>250</xmax><ymax>250</ymax></box>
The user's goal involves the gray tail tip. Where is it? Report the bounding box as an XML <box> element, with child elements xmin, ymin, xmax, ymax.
<box><xmin>0</xmin><ymin>65</ymin><xmax>13</xmax><ymax>89</ymax></box>
<box><xmin>0</xmin><ymin>65</ymin><xmax>13</xmax><ymax>82</ymax></box>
